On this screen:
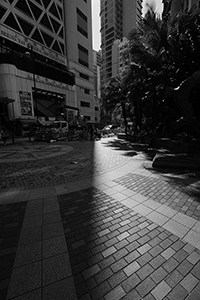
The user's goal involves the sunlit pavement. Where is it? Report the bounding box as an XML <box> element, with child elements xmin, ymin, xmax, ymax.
<box><xmin>0</xmin><ymin>137</ymin><xmax>200</xmax><ymax>300</ymax></box>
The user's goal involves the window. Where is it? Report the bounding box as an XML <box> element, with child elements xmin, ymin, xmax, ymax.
<box><xmin>77</xmin><ymin>8</ymin><xmax>88</xmax><ymax>38</ymax></box>
<box><xmin>80</xmin><ymin>72</ymin><xmax>89</xmax><ymax>80</ymax></box>
<box><xmin>78</xmin><ymin>44</ymin><xmax>89</xmax><ymax>67</ymax></box>
<box><xmin>81</xmin><ymin>101</ymin><xmax>90</xmax><ymax>107</ymax></box>
<box><xmin>95</xmin><ymin>107</ymin><xmax>99</xmax><ymax>111</ymax></box>
<box><xmin>84</xmin><ymin>89</ymin><xmax>90</xmax><ymax>95</ymax></box>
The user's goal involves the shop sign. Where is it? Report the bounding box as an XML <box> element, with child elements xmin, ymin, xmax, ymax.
<box><xmin>19</xmin><ymin>91</ymin><xmax>33</xmax><ymax>116</ymax></box>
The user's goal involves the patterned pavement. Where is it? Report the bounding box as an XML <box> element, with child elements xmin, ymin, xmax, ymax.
<box><xmin>0</xmin><ymin>137</ymin><xmax>200</xmax><ymax>300</ymax></box>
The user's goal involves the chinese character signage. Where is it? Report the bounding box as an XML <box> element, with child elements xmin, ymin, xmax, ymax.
<box><xmin>19</xmin><ymin>91</ymin><xmax>33</xmax><ymax>115</ymax></box>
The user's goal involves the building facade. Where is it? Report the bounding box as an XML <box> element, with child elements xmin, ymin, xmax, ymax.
<box><xmin>0</xmin><ymin>0</ymin><xmax>95</xmax><ymax>132</ymax></box>
<box><xmin>100</xmin><ymin>0</ymin><xmax>143</xmax><ymax>85</ymax></box>
<box><xmin>64</xmin><ymin>0</ymin><xmax>95</xmax><ymax>123</ymax></box>
<box><xmin>93</xmin><ymin>50</ymin><xmax>101</xmax><ymax>123</ymax></box>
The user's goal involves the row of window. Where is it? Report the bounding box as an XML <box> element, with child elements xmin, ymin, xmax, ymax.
<box><xmin>80</xmin><ymin>101</ymin><xmax>99</xmax><ymax>111</ymax></box>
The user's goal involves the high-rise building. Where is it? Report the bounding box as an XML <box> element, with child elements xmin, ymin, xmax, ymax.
<box><xmin>0</xmin><ymin>0</ymin><xmax>95</xmax><ymax>132</ymax></box>
<box><xmin>64</xmin><ymin>0</ymin><xmax>95</xmax><ymax>123</ymax></box>
<box><xmin>100</xmin><ymin>0</ymin><xmax>143</xmax><ymax>85</ymax></box>
<box><xmin>93</xmin><ymin>50</ymin><xmax>101</xmax><ymax>123</ymax></box>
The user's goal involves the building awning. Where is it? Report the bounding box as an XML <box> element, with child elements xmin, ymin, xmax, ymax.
<box><xmin>0</xmin><ymin>97</ymin><xmax>15</xmax><ymax>104</ymax></box>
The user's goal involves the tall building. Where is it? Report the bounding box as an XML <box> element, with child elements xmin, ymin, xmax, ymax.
<box><xmin>0</xmin><ymin>0</ymin><xmax>95</xmax><ymax>133</ymax></box>
<box><xmin>64</xmin><ymin>0</ymin><xmax>95</xmax><ymax>123</ymax></box>
<box><xmin>93</xmin><ymin>50</ymin><xmax>101</xmax><ymax>123</ymax></box>
<box><xmin>112</xmin><ymin>37</ymin><xmax>129</xmax><ymax>78</ymax></box>
<box><xmin>100</xmin><ymin>0</ymin><xmax>143</xmax><ymax>85</ymax></box>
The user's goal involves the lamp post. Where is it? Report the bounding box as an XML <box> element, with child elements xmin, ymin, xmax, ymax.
<box><xmin>25</xmin><ymin>44</ymin><xmax>38</xmax><ymax>124</ymax></box>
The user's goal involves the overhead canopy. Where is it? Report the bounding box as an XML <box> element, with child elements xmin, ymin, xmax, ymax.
<box><xmin>0</xmin><ymin>97</ymin><xmax>15</xmax><ymax>103</ymax></box>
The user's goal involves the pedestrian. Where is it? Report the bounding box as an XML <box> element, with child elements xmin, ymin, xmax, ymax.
<box><xmin>1</xmin><ymin>128</ymin><xmax>8</xmax><ymax>145</ymax></box>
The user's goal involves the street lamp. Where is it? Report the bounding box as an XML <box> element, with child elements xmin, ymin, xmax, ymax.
<box><xmin>25</xmin><ymin>44</ymin><xmax>38</xmax><ymax>124</ymax></box>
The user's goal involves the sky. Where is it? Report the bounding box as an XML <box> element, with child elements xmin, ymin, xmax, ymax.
<box><xmin>91</xmin><ymin>0</ymin><xmax>163</xmax><ymax>51</ymax></box>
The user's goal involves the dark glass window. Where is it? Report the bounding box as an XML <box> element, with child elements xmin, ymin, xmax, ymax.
<box><xmin>58</xmin><ymin>27</ymin><xmax>64</xmax><ymax>38</ymax></box>
<box><xmin>49</xmin><ymin>3</ymin><xmax>60</xmax><ymax>20</ymax></box>
<box><xmin>80</xmin><ymin>101</ymin><xmax>90</xmax><ymax>107</ymax></box>
<box><xmin>59</xmin><ymin>42</ymin><xmax>65</xmax><ymax>54</ymax></box>
<box><xmin>80</xmin><ymin>72</ymin><xmax>89</xmax><ymax>80</ymax></box>
<box><xmin>4</xmin><ymin>13</ymin><xmax>21</xmax><ymax>33</ymax></box>
<box><xmin>78</xmin><ymin>44</ymin><xmax>89</xmax><ymax>68</ymax></box>
<box><xmin>41</xmin><ymin>31</ymin><xmax>53</xmax><ymax>47</ymax></box>
<box><xmin>52</xmin><ymin>40</ymin><xmax>61</xmax><ymax>53</ymax></box>
<box><xmin>32</xmin><ymin>28</ymin><xmax>44</xmax><ymax>45</ymax></box>
<box><xmin>29</xmin><ymin>2</ymin><xmax>42</xmax><ymax>20</ymax></box>
<box><xmin>42</xmin><ymin>0</ymin><xmax>50</xmax><ymax>9</ymax></box>
<box><xmin>15</xmin><ymin>0</ymin><xmax>32</xmax><ymax>18</ymax></box>
<box><xmin>40</xmin><ymin>14</ymin><xmax>53</xmax><ymax>31</ymax></box>
<box><xmin>84</xmin><ymin>89</ymin><xmax>90</xmax><ymax>94</ymax></box>
<box><xmin>0</xmin><ymin>5</ymin><xmax>6</xmax><ymax>19</ymax></box>
<box><xmin>34</xmin><ymin>0</ymin><xmax>42</xmax><ymax>5</ymax></box>
<box><xmin>50</xmin><ymin>17</ymin><xmax>60</xmax><ymax>33</ymax></box>
<box><xmin>77</xmin><ymin>8</ymin><xmax>88</xmax><ymax>38</ymax></box>
<box><xmin>57</xmin><ymin>5</ymin><xmax>63</xmax><ymax>20</ymax></box>
<box><xmin>17</xmin><ymin>17</ymin><xmax>34</xmax><ymax>36</ymax></box>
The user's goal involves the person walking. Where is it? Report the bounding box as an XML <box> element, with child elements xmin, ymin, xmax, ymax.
<box><xmin>1</xmin><ymin>128</ymin><xmax>8</xmax><ymax>145</ymax></box>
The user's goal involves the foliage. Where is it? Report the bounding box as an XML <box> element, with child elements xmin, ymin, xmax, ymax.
<box><xmin>123</xmin><ymin>5</ymin><xmax>200</xmax><ymax>139</ymax></box>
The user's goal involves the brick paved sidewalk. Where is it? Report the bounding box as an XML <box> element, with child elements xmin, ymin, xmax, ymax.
<box><xmin>0</xmin><ymin>137</ymin><xmax>200</xmax><ymax>300</ymax></box>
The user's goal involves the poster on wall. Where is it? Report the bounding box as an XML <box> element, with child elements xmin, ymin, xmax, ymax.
<box><xmin>19</xmin><ymin>91</ymin><xmax>33</xmax><ymax>115</ymax></box>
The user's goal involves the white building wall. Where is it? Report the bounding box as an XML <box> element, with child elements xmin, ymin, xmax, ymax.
<box><xmin>64</xmin><ymin>0</ymin><xmax>95</xmax><ymax>122</ymax></box>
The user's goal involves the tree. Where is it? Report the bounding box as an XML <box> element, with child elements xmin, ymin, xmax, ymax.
<box><xmin>101</xmin><ymin>76</ymin><xmax>129</xmax><ymax>135</ymax></box>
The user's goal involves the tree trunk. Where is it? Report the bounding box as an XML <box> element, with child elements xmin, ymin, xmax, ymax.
<box><xmin>121</xmin><ymin>101</ymin><xmax>128</xmax><ymax>137</ymax></box>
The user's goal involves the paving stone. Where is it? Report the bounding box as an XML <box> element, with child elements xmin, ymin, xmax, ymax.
<box><xmin>187</xmin><ymin>251</ymin><xmax>200</xmax><ymax>265</ymax></box>
<box><xmin>90</xmin><ymin>281</ymin><xmax>111</xmax><ymax>300</ymax></box>
<box><xmin>108</xmin><ymin>270</ymin><xmax>127</xmax><ymax>289</ymax></box>
<box><xmin>180</xmin><ymin>273</ymin><xmax>199</xmax><ymax>293</ymax></box>
<box><xmin>137</xmin><ymin>263</ymin><xmax>154</xmax><ymax>280</ymax></box>
<box><xmin>136</xmin><ymin>277</ymin><xmax>156</xmax><ymax>298</ymax></box>
<box><xmin>150</xmin><ymin>267</ymin><xmax>168</xmax><ymax>284</ymax></box>
<box><xmin>191</xmin><ymin>261</ymin><xmax>200</xmax><ymax>280</ymax></box>
<box><xmin>43</xmin><ymin>277</ymin><xmax>76</xmax><ymax>300</ymax></box>
<box><xmin>82</xmin><ymin>264</ymin><xmax>101</xmax><ymax>280</ymax></box>
<box><xmin>124</xmin><ymin>261</ymin><xmax>140</xmax><ymax>277</ymax></box>
<box><xmin>7</xmin><ymin>261</ymin><xmax>42</xmax><ymax>299</ymax></box>
<box><xmin>185</xmin><ymin>289</ymin><xmax>200</xmax><ymax>300</ymax></box>
<box><xmin>151</xmin><ymin>280</ymin><xmax>171</xmax><ymax>300</ymax></box>
<box><xmin>177</xmin><ymin>260</ymin><xmax>193</xmax><ymax>276</ymax></box>
<box><xmin>167</xmin><ymin>284</ymin><xmax>188</xmax><ymax>300</ymax></box>
<box><xmin>43</xmin><ymin>253</ymin><xmax>72</xmax><ymax>285</ymax></box>
<box><xmin>94</xmin><ymin>267</ymin><xmax>113</xmax><ymax>284</ymax></box>
<box><xmin>163</xmin><ymin>257</ymin><xmax>179</xmax><ymax>273</ymax></box>
<box><xmin>161</xmin><ymin>247</ymin><xmax>176</xmax><ymax>260</ymax></box>
<box><xmin>165</xmin><ymin>270</ymin><xmax>184</xmax><ymax>288</ymax></box>
<box><xmin>149</xmin><ymin>255</ymin><xmax>166</xmax><ymax>269</ymax></box>
<box><xmin>102</xmin><ymin>246</ymin><xmax>117</xmax><ymax>258</ymax></box>
<box><xmin>104</xmin><ymin>285</ymin><xmax>126</xmax><ymax>300</ymax></box>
